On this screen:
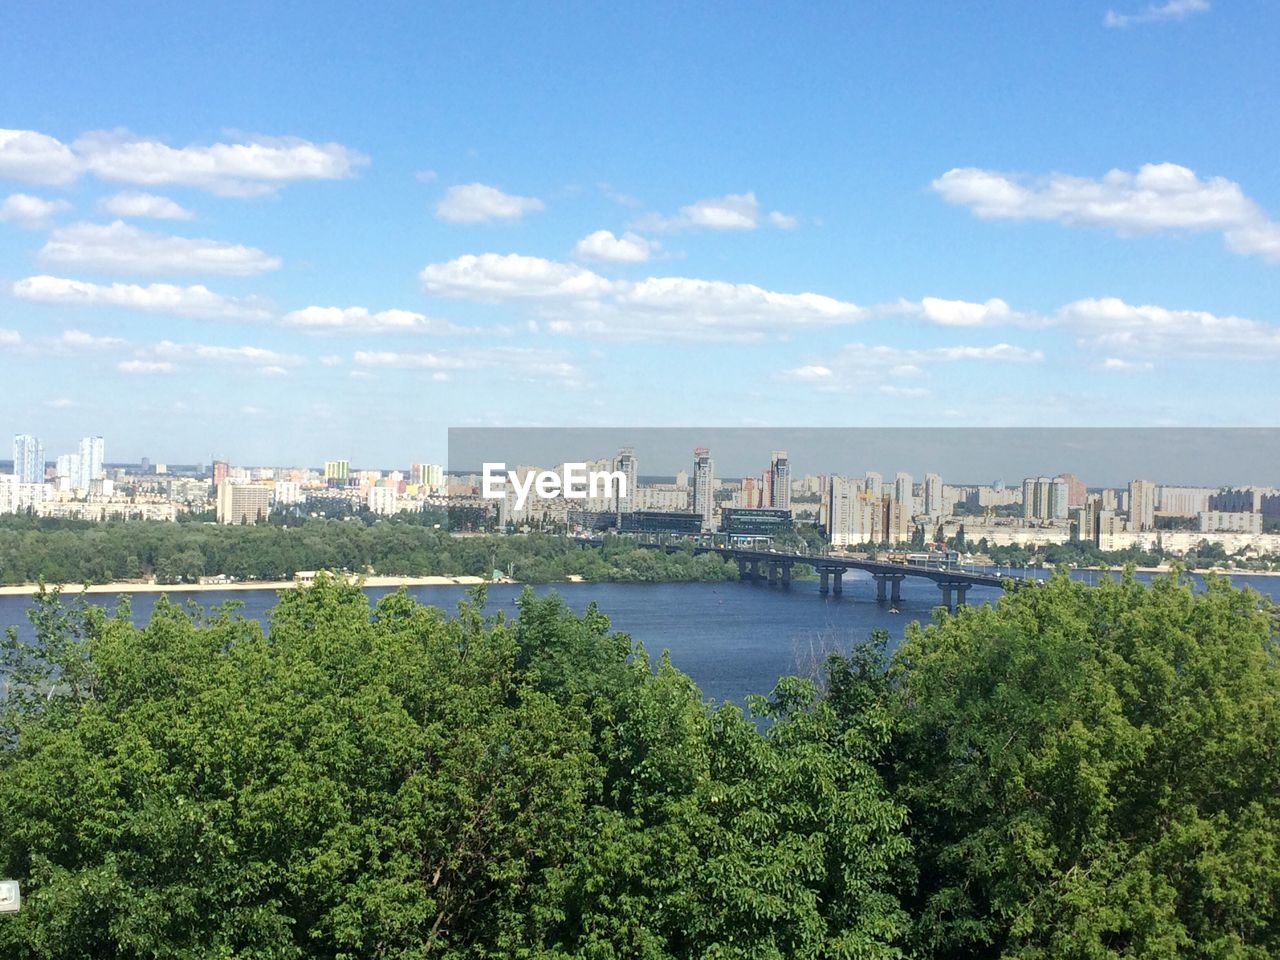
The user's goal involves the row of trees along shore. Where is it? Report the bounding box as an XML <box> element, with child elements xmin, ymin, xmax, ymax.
<box><xmin>3</xmin><ymin>514</ymin><xmax>1277</xmax><ymax>588</ymax></box>
<box><xmin>2</xmin><ymin>569</ymin><xmax>1278</xmax><ymax>957</ymax></box>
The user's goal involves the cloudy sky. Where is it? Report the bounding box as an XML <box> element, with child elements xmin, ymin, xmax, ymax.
<box><xmin>2</xmin><ymin>1</ymin><xmax>1278</xmax><ymax>467</ymax></box>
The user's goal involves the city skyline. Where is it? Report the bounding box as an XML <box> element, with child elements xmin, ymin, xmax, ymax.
<box><xmin>3</xmin><ymin>4</ymin><xmax>1280</xmax><ymax>465</ymax></box>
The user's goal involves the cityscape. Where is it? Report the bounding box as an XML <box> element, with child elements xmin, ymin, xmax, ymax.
<box><xmin>5</xmin><ymin>430</ymin><xmax>1278</xmax><ymax>573</ymax></box>
<box><xmin>4</xmin><ymin>3</ymin><xmax>1280</xmax><ymax>955</ymax></box>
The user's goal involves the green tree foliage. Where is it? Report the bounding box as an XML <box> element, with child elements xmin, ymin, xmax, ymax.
<box><xmin>0</xmin><ymin>579</ymin><xmax>909</xmax><ymax>958</ymax></box>
<box><xmin>893</xmin><ymin>571</ymin><xmax>1280</xmax><ymax>958</ymax></box>
<box><xmin>0</xmin><ymin>519</ymin><xmax>737</xmax><ymax>587</ymax></box>
<box><xmin>2</xmin><ymin>570</ymin><xmax>1277</xmax><ymax>957</ymax></box>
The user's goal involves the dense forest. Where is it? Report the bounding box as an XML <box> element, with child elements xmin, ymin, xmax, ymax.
<box><xmin>2</xmin><ymin>571</ymin><xmax>1277</xmax><ymax>957</ymax></box>
<box><xmin>0</xmin><ymin>517</ymin><xmax>740</xmax><ymax>586</ymax></box>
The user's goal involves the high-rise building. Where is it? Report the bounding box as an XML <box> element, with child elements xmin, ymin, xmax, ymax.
<box><xmin>924</xmin><ymin>473</ymin><xmax>944</xmax><ymax>517</ymax></box>
<box><xmin>324</xmin><ymin>459</ymin><xmax>351</xmax><ymax>488</ymax></box>
<box><xmin>864</xmin><ymin>471</ymin><xmax>883</xmax><ymax>497</ymax></box>
<box><xmin>367</xmin><ymin>486</ymin><xmax>399</xmax><ymax>516</ymax></box>
<box><xmin>741</xmin><ymin>476</ymin><xmax>758</xmax><ymax>509</ymax></box>
<box><xmin>216</xmin><ymin>482</ymin><xmax>272</xmax><ymax>525</ymax></box>
<box><xmin>212</xmin><ymin>460</ymin><xmax>231</xmax><ymax>487</ymax></box>
<box><xmin>12</xmin><ymin>434</ymin><xmax>44</xmax><ymax>484</ymax></box>
<box><xmin>769</xmin><ymin>451</ymin><xmax>791</xmax><ymax>512</ymax></box>
<box><xmin>826</xmin><ymin>475</ymin><xmax>877</xmax><ymax>546</ymax></box>
<box><xmin>1128</xmin><ymin>479</ymin><xmax>1157</xmax><ymax>531</ymax></box>
<box><xmin>692</xmin><ymin>447</ymin><xmax>714</xmax><ymax>531</ymax></box>
<box><xmin>893</xmin><ymin>472</ymin><xmax>914</xmax><ymax>512</ymax></box>
<box><xmin>1022</xmin><ymin>476</ymin><xmax>1069</xmax><ymax>521</ymax></box>
<box><xmin>76</xmin><ymin>436</ymin><xmax>104</xmax><ymax>493</ymax></box>
<box><xmin>613</xmin><ymin>447</ymin><xmax>637</xmax><ymax>518</ymax></box>
<box><xmin>1058</xmin><ymin>473</ymin><xmax>1088</xmax><ymax>508</ymax></box>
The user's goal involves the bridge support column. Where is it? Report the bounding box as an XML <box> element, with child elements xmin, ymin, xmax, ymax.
<box><xmin>890</xmin><ymin>575</ymin><xmax>903</xmax><ymax>605</ymax></box>
<box><xmin>832</xmin><ymin>569</ymin><xmax>844</xmax><ymax>596</ymax></box>
<box><xmin>781</xmin><ymin>562</ymin><xmax>792</xmax><ymax>588</ymax></box>
<box><xmin>955</xmin><ymin>583</ymin><xmax>969</xmax><ymax>607</ymax></box>
<box><xmin>750</xmin><ymin>559</ymin><xmax>760</xmax><ymax>582</ymax></box>
<box><xmin>768</xmin><ymin>562</ymin><xmax>779</xmax><ymax>586</ymax></box>
<box><xmin>875</xmin><ymin>574</ymin><xmax>887</xmax><ymax>603</ymax></box>
<box><xmin>819</xmin><ymin>568</ymin><xmax>830</xmax><ymax>595</ymax></box>
<box><xmin>737</xmin><ymin>557</ymin><xmax>750</xmax><ymax>581</ymax></box>
<box><xmin>939</xmin><ymin>582</ymin><xmax>953</xmax><ymax>612</ymax></box>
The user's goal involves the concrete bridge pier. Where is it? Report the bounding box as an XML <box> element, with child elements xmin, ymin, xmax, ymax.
<box><xmin>780</xmin><ymin>561</ymin><xmax>792</xmax><ymax>588</ymax></box>
<box><xmin>938</xmin><ymin>581</ymin><xmax>970</xmax><ymax>612</ymax></box>
<box><xmin>874</xmin><ymin>574</ymin><xmax>904</xmax><ymax>605</ymax></box>
<box><xmin>832</xmin><ymin>568</ymin><xmax>843</xmax><ymax>596</ymax></box>
<box><xmin>767</xmin><ymin>561</ymin><xmax>779</xmax><ymax>586</ymax></box>
<box><xmin>819</xmin><ymin>568</ymin><xmax>830</xmax><ymax>595</ymax></box>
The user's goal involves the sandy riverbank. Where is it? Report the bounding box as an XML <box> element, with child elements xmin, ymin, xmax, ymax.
<box><xmin>0</xmin><ymin>574</ymin><xmax>494</xmax><ymax>597</ymax></box>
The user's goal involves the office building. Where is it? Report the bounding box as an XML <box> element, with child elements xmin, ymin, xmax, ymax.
<box><xmin>12</xmin><ymin>434</ymin><xmax>44</xmax><ymax>484</ymax></box>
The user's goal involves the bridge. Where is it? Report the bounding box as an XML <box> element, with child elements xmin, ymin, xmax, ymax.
<box><xmin>620</xmin><ymin>541</ymin><xmax>1037</xmax><ymax>611</ymax></box>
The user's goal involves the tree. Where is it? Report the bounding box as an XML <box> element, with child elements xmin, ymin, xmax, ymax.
<box><xmin>892</xmin><ymin>570</ymin><xmax>1280</xmax><ymax>957</ymax></box>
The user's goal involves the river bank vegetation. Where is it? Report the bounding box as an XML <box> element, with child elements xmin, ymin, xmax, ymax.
<box><xmin>0</xmin><ymin>517</ymin><xmax>740</xmax><ymax>586</ymax></box>
<box><xmin>2</xmin><ymin>570</ymin><xmax>1277</xmax><ymax>957</ymax></box>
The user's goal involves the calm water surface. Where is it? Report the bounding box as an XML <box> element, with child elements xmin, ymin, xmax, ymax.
<box><xmin>3</xmin><ymin>570</ymin><xmax>1276</xmax><ymax>706</ymax></box>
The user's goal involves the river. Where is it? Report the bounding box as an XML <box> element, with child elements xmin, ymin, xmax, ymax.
<box><xmin>2</xmin><ymin>570</ymin><xmax>1277</xmax><ymax>707</ymax></box>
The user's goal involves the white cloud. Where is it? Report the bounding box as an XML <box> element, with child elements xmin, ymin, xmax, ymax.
<box><xmin>54</xmin><ymin>329</ymin><xmax>127</xmax><ymax>350</ymax></box>
<box><xmin>119</xmin><ymin>360</ymin><xmax>176</xmax><ymax>374</ymax></box>
<box><xmin>0</xmin><ymin>329</ymin><xmax>23</xmax><ymax>346</ymax></box>
<box><xmin>916</xmin><ymin>296</ymin><xmax>1017</xmax><ymax>326</ymax></box>
<box><xmin>282</xmin><ymin>305</ymin><xmax>480</xmax><ymax>335</ymax></box>
<box><xmin>43</xmin><ymin>397</ymin><xmax>77</xmax><ymax>409</ymax></box>
<box><xmin>1100</xmin><ymin>357</ymin><xmax>1155</xmax><ymax>372</ymax></box>
<box><xmin>572</xmin><ymin>230</ymin><xmax>653</xmax><ymax>263</ymax></box>
<box><xmin>783</xmin><ymin>342</ymin><xmax>1043</xmax><ymax>390</ymax></box>
<box><xmin>13</xmin><ymin>275</ymin><xmax>272</xmax><ymax>320</ymax></box>
<box><xmin>435</xmin><ymin>183</ymin><xmax>545</xmax><ymax>223</ymax></box>
<box><xmin>415</xmin><ymin>169</ymin><xmax>438</xmax><ymax>183</ymax></box>
<box><xmin>420</xmin><ymin>253</ymin><xmax>867</xmax><ymax>341</ymax></box>
<box><xmin>1055</xmin><ymin>297</ymin><xmax>1280</xmax><ymax>357</ymax></box>
<box><xmin>789</xmin><ymin>365</ymin><xmax>833</xmax><ymax>380</ymax></box>
<box><xmin>932</xmin><ymin>162</ymin><xmax>1280</xmax><ymax>263</ymax></box>
<box><xmin>0</xmin><ymin>193</ymin><xmax>72</xmax><ymax>229</ymax></box>
<box><xmin>0</xmin><ymin>129</ymin><xmax>80</xmax><ymax>185</ymax></box>
<box><xmin>768</xmin><ymin>210</ymin><xmax>799</xmax><ymax>229</ymax></box>
<box><xmin>74</xmin><ymin>130</ymin><xmax>368</xmax><ymax>197</ymax></box>
<box><xmin>98</xmin><ymin>190</ymin><xmax>194</xmax><ymax>220</ymax></box>
<box><xmin>636</xmin><ymin>192</ymin><xmax>760</xmax><ymax>231</ymax></box>
<box><xmin>354</xmin><ymin>346</ymin><xmax>583</xmax><ymax>386</ymax></box>
<box><xmin>1105</xmin><ymin>0</ymin><xmax>1209</xmax><ymax>28</ymax></box>
<box><xmin>420</xmin><ymin>253</ymin><xmax>615</xmax><ymax>300</ymax></box>
<box><xmin>146</xmin><ymin>340</ymin><xmax>304</xmax><ymax>370</ymax></box>
<box><xmin>120</xmin><ymin>341</ymin><xmax>303</xmax><ymax>375</ymax></box>
<box><xmin>39</xmin><ymin>221</ymin><xmax>281</xmax><ymax>275</ymax></box>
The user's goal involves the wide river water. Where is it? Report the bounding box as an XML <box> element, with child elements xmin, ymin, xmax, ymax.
<box><xmin>3</xmin><ymin>570</ymin><xmax>1277</xmax><ymax>707</ymax></box>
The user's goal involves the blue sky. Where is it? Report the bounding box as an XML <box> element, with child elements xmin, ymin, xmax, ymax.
<box><xmin>2</xmin><ymin>1</ymin><xmax>1278</xmax><ymax>467</ymax></box>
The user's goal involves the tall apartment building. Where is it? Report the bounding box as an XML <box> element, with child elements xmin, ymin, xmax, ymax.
<box><xmin>769</xmin><ymin>451</ymin><xmax>791</xmax><ymax>512</ymax></box>
<box><xmin>1022</xmin><ymin>476</ymin><xmax>1069</xmax><ymax>521</ymax></box>
<box><xmin>692</xmin><ymin>448</ymin><xmax>714</xmax><ymax>531</ymax></box>
<box><xmin>864</xmin><ymin>471</ymin><xmax>883</xmax><ymax>497</ymax></box>
<box><xmin>924</xmin><ymin>473</ymin><xmax>944</xmax><ymax>517</ymax></box>
<box><xmin>324</xmin><ymin>459</ymin><xmax>351</xmax><ymax>488</ymax></box>
<box><xmin>12</xmin><ymin>434</ymin><xmax>44</xmax><ymax>484</ymax></box>
<box><xmin>893</xmin><ymin>472</ymin><xmax>913</xmax><ymax>512</ymax></box>
<box><xmin>216</xmin><ymin>482</ymin><xmax>272</xmax><ymax>525</ymax></box>
<box><xmin>1128</xmin><ymin>479</ymin><xmax>1157</xmax><ymax>531</ymax></box>
<box><xmin>826</xmin><ymin>475</ymin><xmax>877</xmax><ymax>547</ymax></box>
<box><xmin>76</xmin><ymin>436</ymin><xmax>104</xmax><ymax>493</ymax></box>
<box><xmin>1058</xmin><ymin>472</ymin><xmax>1088</xmax><ymax>508</ymax></box>
<box><xmin>613</xmin><ymin>447</ymin><xmax>637</xmax><ymax>518</ymax></box>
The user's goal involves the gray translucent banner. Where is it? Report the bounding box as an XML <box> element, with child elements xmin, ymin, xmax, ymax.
<box><xmin>448</xmin><ymin>427</ymin><xmax>1280</xmax><ymax>487</ymax></box>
